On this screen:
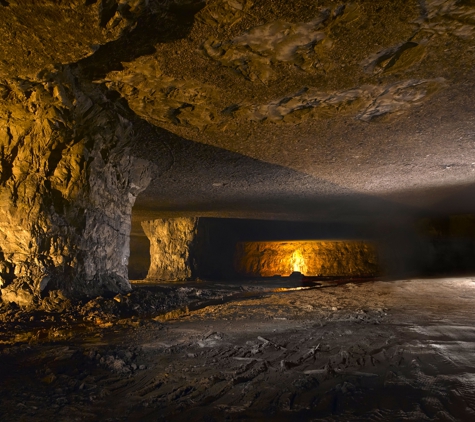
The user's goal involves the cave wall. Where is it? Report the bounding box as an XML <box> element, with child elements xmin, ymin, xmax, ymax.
<box><xmin>371</xmin><ymin>215</ymin><xmax>475</xmax><ymax>278</ymax></box>
<box><xmin>235</xmin><ymin>240</ymin><xmax>380</xmax><ymax>277</ymax></box>
<box><xmin>0</xmin><ymin>69</ymin><xmax>153</xmax><ymax>306</ymax></box>
<box><xmin>417</xmin><ymin>214</ymin><xmax>475</xmax><ymax>274</ymax></box>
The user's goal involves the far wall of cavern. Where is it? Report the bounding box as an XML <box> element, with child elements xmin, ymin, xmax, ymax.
<box><xmin>131</xmin><ymin>215</ymin><xmax>475</xmax><ymax>282</ymax></box>
<box><xmin>138</xmin><ymin>217</ymin><xmax>380</xmax><ymax>281</ymax></box>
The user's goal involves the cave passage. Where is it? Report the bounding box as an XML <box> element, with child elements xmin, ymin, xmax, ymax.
<box><xmin>130</xmin><ymin>216</ymin><xmax>383</xmax><ymax>282</ymax></box>
<box><xmin>3</xmin><ymin>1</ymin><xmax>475</xmax><ymax>420</ymax></box>
<box><xmin>130</xmin><ymin>214</ymin><xmax>475</xmax><ymax>284</ymax></box>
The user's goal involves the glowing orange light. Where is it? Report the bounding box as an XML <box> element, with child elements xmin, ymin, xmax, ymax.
<box><xmin>235</xmin><ymin>240</ymin><xmax>380</xmax><ymax>278</ymax></box>
<box><xmin>290</xmin><ymin>249</ymin><xmax>307</xmax><ymax>274</ymax></box>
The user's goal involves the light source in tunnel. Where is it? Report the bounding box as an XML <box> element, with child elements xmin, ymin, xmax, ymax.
<box><xmin>234</xmin><ymin>240</ymin><xmax>380</xmax><ymax>278</ymax></box>
<box><xmin>290</xmin><ymin>249</ymin><xmax>307</xmax><ymax>274</ymax></box>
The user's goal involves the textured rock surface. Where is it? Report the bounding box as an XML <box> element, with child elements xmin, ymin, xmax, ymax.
<box><xmin>0</xmin><ymin>68</ymin><xmax>153</xmax><ymax>306</ymax></box>
<box><xmin>116</xmin><ymin>0</ymin><xmax>475</xmax><ymax>228</ymax></box>
<box><xmin>235</xmin><ymin>240</ymin><xmax>379</xmax><ymax>277</ymax></box>
<box><xmin>0</xmin><ymin>0</ymin><xmax>192</xmax><ymax>305</ymax></box>
<box><xmin>0</xmin><ymin>0</ymin><xmax>149</xmax><ymax>79</ymax></box>
<box><xmin>142</xmin><ymin>218</ymin><xmax>198</xmax><ymax>281</ymax></box>
<box><xmin>1</xmin><ymin>0</ymin><xmax>475</xmax><ymax>304</ymax></box>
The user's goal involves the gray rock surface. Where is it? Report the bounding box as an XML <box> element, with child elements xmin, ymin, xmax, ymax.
<box><xmin>0</xmin><ymin>68</ymin><xmax>153</xmax><ymax>306</ymax></box>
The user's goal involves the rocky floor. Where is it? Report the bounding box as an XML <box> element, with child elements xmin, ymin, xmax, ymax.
<box><xmin>1</xmin><ymin>277</ymin><xmax>475</xmax><ymax>421</ymax></box>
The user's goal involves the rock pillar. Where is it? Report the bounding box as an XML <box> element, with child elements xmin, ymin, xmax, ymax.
<box><xmin>0</xmin><ymin>69</ymin><xmax>153</xmax><ymax>306</ymax></box>
<box><xmin>141</xmin><ymin>218</ymin><xmax>199</xmax><ymax>281</ymax></box>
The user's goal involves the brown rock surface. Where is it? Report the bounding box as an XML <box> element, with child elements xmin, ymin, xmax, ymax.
<box><xmin>235</xmin><ymin>240</ymin><xmax>379</xmax><ymax>277</ymax></box>
<box><xmin>2</xmin><ymin>278</ymin><xmax>475</xmax><ymax>421</ymax></box>
<box><xmin>0</xmin><ymin>0</ymin><xmax>148</xmax><ymax>79</ymax></box>
<box><xmin>1</xmin><ymin>0</ymin><xmax>475</xmax><ymax>304</ymax></box>
<box><xmin>0</xmin><ymin>68</ymin><xmax>153</xmax><ymax>305</ymax></box>
<box><xmin>142</xmin><ymin>217</ymin><xmax>198</xmax><ymax>281</ymax></box>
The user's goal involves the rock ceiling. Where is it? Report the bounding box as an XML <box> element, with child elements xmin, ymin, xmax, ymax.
<box><xmin>2</xmin><ymin>0</ymin><xmax>475</xmax><ymax>225</ymax></box>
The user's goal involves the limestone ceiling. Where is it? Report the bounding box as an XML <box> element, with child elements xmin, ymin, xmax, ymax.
<box><xmin>2</xmin><ymin>0</ymin><xmax>475</xmax><ymax>223</ymax></box>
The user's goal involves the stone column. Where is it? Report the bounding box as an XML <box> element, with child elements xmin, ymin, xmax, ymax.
<box><xmin>0</xmin><ymin>68</ymin><xmax>153</xmax><ymax>306</ymax></box>
<box><xmin>141</xmin><ymin>218</ymin><xmax>199</xmax><ymax>281</ymax></box>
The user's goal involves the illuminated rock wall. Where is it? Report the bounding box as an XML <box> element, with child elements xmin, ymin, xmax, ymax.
<box><xmin>142</xmin><ymin>218</ymin><xmax>199</xmax><ymax>281</ymax></box>
<box><xmin>141</xmin><ymin>217</ymin><xmax>239</xmax><ymax>281</ymax></box>
<box><xmin>235</xmin><ymin>241</ymin><xmax>379</xmax><ymax>277</ymax></box>
<box><xmin>0</xmin><ymin>69</ymin><xmax>153</xmax><ymax>306</ymax></box>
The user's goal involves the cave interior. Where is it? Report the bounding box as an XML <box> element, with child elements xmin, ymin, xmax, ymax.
<box><xmin>1</xmin><ymin>1</ymin><xmax>475</xmax><ymax>421</ymax></box>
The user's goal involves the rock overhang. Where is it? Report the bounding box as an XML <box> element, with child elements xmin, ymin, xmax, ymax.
<box><xmin>98</xmin><ymin>0</ymin><xmax>475</xmax><ymax>222</ymax></box>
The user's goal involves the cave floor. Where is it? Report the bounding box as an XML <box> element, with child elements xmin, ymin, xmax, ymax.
<box><xmin>1</xmin><ymin>278</ymin><xmax>475</xmax><ymax>421</ymax></box>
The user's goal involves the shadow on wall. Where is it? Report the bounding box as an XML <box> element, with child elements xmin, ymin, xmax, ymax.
<box><xmin>128</xmin><ymin>233</ymin><xmax>150</xmax><ymax>280</ymax></box>
<box><xmin>417</xmin><ymin>214</ymin><xmax>475</xmax><ymax>275</ymax></box>
<box><xmin>129</xmin><ymin>120</ymin><xmax>421</xmax><ymax>223</ymax></box>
